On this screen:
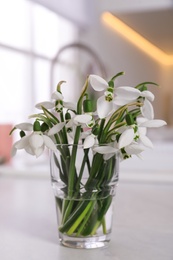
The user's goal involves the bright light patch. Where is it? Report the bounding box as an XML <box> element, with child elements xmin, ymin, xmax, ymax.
<box><xmin>102</xmin><ymin>12</ymin><xmax>173</xmax><ymax>66</ymax></box>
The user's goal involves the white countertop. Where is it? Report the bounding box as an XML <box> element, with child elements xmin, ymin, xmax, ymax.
<box><xmin>0</xmin><ymin>141</ymin><xmax>173</xmax><ymax>260</ymax></box>
<box><xmin>0</xmin><ymin>175</ymin><xmax>173</xmax><ymax>260</ymax></box>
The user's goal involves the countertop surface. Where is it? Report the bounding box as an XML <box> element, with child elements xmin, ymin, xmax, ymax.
<box><xmin>0</xmin><ymin>141</ymin><xmax>173</xmax><ymax>260</ymax></box>
<box><xmin>0</xmin><ymin>172</ymin><xmax>173</xmax><ymax>260</ymax></box>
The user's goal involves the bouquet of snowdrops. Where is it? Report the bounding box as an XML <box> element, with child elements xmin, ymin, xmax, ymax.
<box><xmin>10</xmin><ymin>72</ymin><xmax>166</xmax><ymax>241</ymax></box>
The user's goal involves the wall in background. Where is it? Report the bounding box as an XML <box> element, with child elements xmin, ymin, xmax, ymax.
<box><xmin>78</xmin><ymin>19</ymin><xmax>172</xmax><ymax>124</ymax></box>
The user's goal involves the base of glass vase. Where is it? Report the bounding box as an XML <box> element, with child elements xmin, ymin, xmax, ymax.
<box><xmin>59</xmin><ymin>232</ymin><xmax>111</xmax><ymax>249</ymax></box>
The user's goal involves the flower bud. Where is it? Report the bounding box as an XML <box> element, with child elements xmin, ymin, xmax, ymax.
<box><xmin>41</xmin><ymin>122</ymin><xmax>49</xmax><ymax>132</ymax></box>
<box><xmin>33</xmin><ymin>121</ymin><xmax>41</xmax><ymax>131</ymax></box>
<box><xmin>83</xmin><ymin>99</ymin><xmax>93</xmax><ymax>113</ymax></box>
<box><xmin>65</xmin><ymin>112</ymin><xmax>71</xmax><ymax>120</ymax></box>
<box><xmin>125</xmin><ymin>114</ymin><xmax>134</xmax><ymax>125</ymax></box>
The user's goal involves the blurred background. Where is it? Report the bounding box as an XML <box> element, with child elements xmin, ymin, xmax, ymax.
<box><xmin>0</xmin><ymin>0</ymin><xmax>172</xmax><ymax>174</ymax></box>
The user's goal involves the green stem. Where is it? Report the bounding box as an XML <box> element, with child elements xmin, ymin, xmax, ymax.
<box><xmin>91</xmin><ymin>220</ymin><xmax>101</xmax><ymax>235</ymax></box>
<box><xmin>102</xmin><ymin>217</ymin><xmax>107</xmax><ymax>234</ymax></box>
<box><xmin>66</xmin><ymin>200</ymin><xmax>94</xmax><ymax>235</ymax></box>
<box><xmin>76</xmin><ymin>199</ymin><xmax>96</xmax><ymax>236</ymax></box>
<box><xmin>98</xmin><ymin>118</ymin><xmax>105</xmax><ymax>142</ymax></box>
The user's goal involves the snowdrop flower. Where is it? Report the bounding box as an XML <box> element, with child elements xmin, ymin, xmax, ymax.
<box><xmin>47</xmin><ymin>114</ymin><xmax>92</xmax><ymax>138</ymax></box>
<box><xmin>118</xmin><ymin>125</ymin><xmax>153</xmax><ymax>150</ymax></box>
<box><xmin>118</xmin><ymin>118</ymin><xmax>166</xmax><ymax>149</ymax></box>
<box><xmin>35</xmin><ymin>92</ymin><xmax>64</xmax><ymax>111</ymax></box>
<box><xmin>10</xmin><ymin>73</ymin><xmax>167</xmax><ymax>165</ymax></box>
<box><xmin>89</xmin><ymin>74</ymin><xmax>154</xmax><ymax>120</ymax></box>
<box><xmin>114</xmin><ymin>86</ymin><xmax>155</xmax><ymax>119</ymax></box>
<box><xmin>12</xmin><ymin>132</ymin><xmax>56</xmax><ymax>157</ymax></box>
<box><xmin>89</xmin><ymin>74</ymin><xmax>116</xmax><ymax>118</ymax></box>
<box><xmin>35</xmin><ymin>87</ymin><xmax>77</xmax><ymax>113</ymax></box>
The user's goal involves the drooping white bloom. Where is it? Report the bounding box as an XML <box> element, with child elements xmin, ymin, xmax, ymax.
<box><xmin>118</xmin><ymin>125</ymin><xmax>153</xmax><ymax>149</ymax></box>
<box><xmin>89</xmin><ymin>75</ymin><xmax>155</xmax><ymax>120</ymax></box>
<box><xmin>12</xmin><ymin>132</ymin><xmax>57</xmax><ymax>157</ymax></box>
<box><xmin>35</xmin><ymin>91</ymin><xmax>64</xmax><ymax>111</ymax></box>
<box><xmin>114</xmin><ymin>86</ymin><xmax>155</xmax><ymax>119</ymax></box>
<box><xmin>89</xmin><ymin>74</ymin><xmax>115</xmax><ymax>118</ymax></box>
<box><xmin>118</xmin><ymin>117</ymin><xmax>166</xmax><ymax>150</ymax></box>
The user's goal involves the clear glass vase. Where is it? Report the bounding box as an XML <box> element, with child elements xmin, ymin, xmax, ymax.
<box><xmin>50</xmin><ymin>144</ymin><xmax>119</xmax><ymax>249</ymax></box>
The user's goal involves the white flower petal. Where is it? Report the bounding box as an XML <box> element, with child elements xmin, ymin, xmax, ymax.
<box><xmin>83</xmin><ymin>135</ymin><xmax>95</xmax><ymax>149</ymax></box>
<box><xmin>138</xmin><ymin>126</ymin><xmax>147</xmax><ymax>136</ymax></box>
<box><xmin>139</xmin><ymin>135</ymin><xmax>153</xmax><ymax>148</ymax></box>
<box><xmin>114</xmin><ymin>97</ymin><xmax>135</xmax><ymax>106</ymax></box>
<box><xmin>89</xmin><ymin>74</ymin><xmax>108</xmax><ymax>91</ymax></box>
<box><xmin>115</xmin><ymin>86</ymin><xmax>141</xmax><ymax>100</ymax></box>
<box><xmin>14</xmin><ymin>136</ymin><xmax>30</xmax><ymax>149</ymax></box>
<box><xmin>51</xmin><ymin>91</ymin><xmax>64</xmax><ymax>100</ymax></box>
<box><xmin>48</xmin><ymin>122</ymin><xmax>65</xmax><ymax>136</ymax></box>
<box><xmin>103</xmin><ymin>153</ymin><xmax>115</xmax><ymax>160</ymax></box>
<box><xmin>137</xmin><ymin>117</ymin><xmax>147</xmax><ymax>124</ymax></box>
<box><xmin>15</xmin><ymin>123</ymin><xmax>33</xmax><ymax>131</ymax></box>
<box><xmin>42</xmin><ymin>135</ymin><xmax>57</xmax><ymax>151</ymax></box>
<box><xmin>93</xmin><ymin>146</ymin><xmax>117</xmax><ymax>154</ymax></box>
<box><xmin>25</xmin><ymin>146</ymin><xmax>35</xmax><ymax>155</ymax></box>
<box><xmin>97</xmin><ymin>96</ymin><xmax>114</xmax><ymax>119</ymax></box>
<box><xmin>74</xmin><ymin>114</ymin><xmax>92</xmax><ymax>124</ymax></box>
<box><xmin>125</xmin><ymin>144</ymin><xmax>145</xmax><ymax>155</ymax></box>
<box><xmin>141</xmin><ymin>99</ymin><xmax>154</xmax><ymax>120</ymax></box>
<box><xmin>80</xmin><ymin>130</ymin><xmax>91</xmax><ymax>139</ymax></box>
<box><xmin>118</xmin><ymin>128</ymin><xmax>134</xmax><ymax>149</ymax></box>
<box><xmin>34</xmin><ymin>147</ymin><xmax>44</xmax><ymax>157</ymax></box>
<box><xmin>139</xmin><ymin>119</ymin><xmax>167</xmax><ymax>128</ymax></box>
<box><xmin>29</xmin><ymin>134</ymin><xmax>44</xmax><ymax>149</ymax></box>
<box><xmin>140</xmin><ymin>90</ymin><xmax>155</xmax><ymax>102</ymax></box>
<box><xmin>35</xmin><ymin>101</ymin><xmax>54</xmax><ymax>110</ymax></box>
